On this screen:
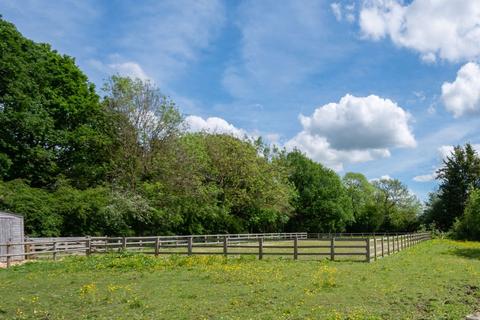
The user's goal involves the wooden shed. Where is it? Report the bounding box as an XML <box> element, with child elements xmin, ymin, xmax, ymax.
<box><xmin>0</xmin><ymin>212</ymin><xmax>24</xmax><ymax>262</ymax></box>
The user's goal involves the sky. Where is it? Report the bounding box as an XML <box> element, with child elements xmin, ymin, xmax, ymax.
<box><xmin>2</xmin><ymin>0</ymin><xmax>480</xmax><ymax>201</ymax></box>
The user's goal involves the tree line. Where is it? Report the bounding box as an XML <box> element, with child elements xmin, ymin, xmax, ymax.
<box><xmin>1</xmin><ymin>18</ymin><xmax>422</xmax><ymax>236</ymax></box>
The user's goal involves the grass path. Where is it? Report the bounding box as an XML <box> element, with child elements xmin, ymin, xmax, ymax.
<box><xmin>0</xmin><ymin>239</ymin><xmax>479</xmax><ymax>319</ymax></box>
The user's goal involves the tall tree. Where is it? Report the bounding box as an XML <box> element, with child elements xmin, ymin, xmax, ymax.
<box><xmin>343</xmin><ymin>172</ymin><xmax>383</xmax><ymax>232</ymax></box>
<box><xmin>436</xmin><ymin>143</ymin><xmax>480</xmax><ymax>230</ymax></box>
<box><xmin>373</xmin><ymin>178</ymin><xmax>421</xmax><ymax>231</ymax></box>
<box><xmin>0</xmin><ymin>18</ymin><xmax>112</xmax><ymax>188</ymax></box>
<box><xmin>102</xmin><ymin>76</ymin><xmax>183</xmax><ymax>189</ymax></box>
<box><xmin>283</xmin><ymin>151</ymin><xmax>353</xmax><ymax>232</ymax></box>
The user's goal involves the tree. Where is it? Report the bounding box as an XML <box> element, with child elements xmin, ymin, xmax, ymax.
<box><xmin>143</xmin><ymin>133</ymin><xmax>295</xmax><ymax>234</ymax></box>
<box><xmin>0</xmin><ymin>18</ymin><xmax>112</xmax><ymax>188</ymax></box>
<box><xmin>282</xmin><ymin>150</ymin><xmax>353</xmax><ymax>232</ymax></box>
<box><xmin>373</xmin><ymin>178</ymin><xmax>421</xmax><ymax>231</ymax></box>
<box><xmin>102</xmin><ymin>76</ymin><xmax>183</xmax><ymax>189</ymax></box>
<box><xmin>453</xmin><ymin>189</ymin><xmax>480</xmax><ymax>241</ymax></box>
<box><xmin>343</xmin><ymin>172</ymin><xmax>383</xmax><ymax>232</ymax></box>
<box><xmin>435</xmin><ymin>143</ymin><xmax>480</xmax><ymax>230</ymax></box>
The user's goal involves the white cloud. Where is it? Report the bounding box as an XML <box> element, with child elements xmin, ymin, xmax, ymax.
<box><xmin>331</xmin><ymin>2</ymin><xmax>356</xmax><ymax>23</ymax></box>
<box><xmin>359</xmin><ymin>0</ymin><xmax>480</xmax><ymax>62</ymax></box>
<box><xmin>299</xmin><ymin>94</ymin><xmax>415</xmax><ymax>150</ymax></box>
<box><xmin>413</xmin><ymin>173</ymin><xmax>435</xmax><ymax>182</ymax></box>
<box><xmin>370</xmin><ymin>174</ymin><xmax>393</xmax><ymax>182</ymax></box>
<box><xmin>441</xmin><ymin>62</ymin><xmax>480</xmax><ymax>118</ymax></box>
<box><xmin>331</xmin><ymin>3</ymin><xmax>342</xmax><ymax>21</ymax></box>
<box><xmin>185</xmin><ymin>115</ymin><xmax>248</xmax><ymax>139</ymax></box>
<box><xmin>108</xmin><ymin>62</ymin><xmax>150</xmax><ymax>81</ymax></box>
<box><xmin>285</xmin><ymin>94</ymin><xmax>416</xmax><ymax>170</ymax></box>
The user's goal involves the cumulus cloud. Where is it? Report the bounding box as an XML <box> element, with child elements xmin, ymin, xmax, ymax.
<box><xmin>185</xmin><ymin>115</ymin><xmax>248</xmax><ymax>138</ymax></box>
<box><xmin>299</xmin><ymin>94</ymin><xmax>415</xmax><ymax>150</ymax></box>
<box><xmin>286</xmin><ymin>94</ymin><xmax>416</xmax><ymax>171</ymax></box>
<box><xmin>441</xmin><ymin>62</ymin><xmax>480</xmax><ymax>118</ymax></box>
<box><xmin>359</xmin><ymin>0</ymin><xmax>480</xmax><ymax>62</ymax></box>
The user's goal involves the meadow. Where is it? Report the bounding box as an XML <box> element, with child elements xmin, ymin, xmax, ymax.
<box><xmin>0</xmin><ymin>239</ymin><xmax>479</xmax><ymax>320</ymax></box>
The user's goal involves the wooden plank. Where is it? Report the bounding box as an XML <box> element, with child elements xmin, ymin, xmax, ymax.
<box><xmin>258</xmin><ymin>238</ymin><xmax>263</xmax><ymax>260</ymax></box>
<box><xmin>223</xmin><ymin>236</ymin><xmax>228</xmax><ymax>257</ymax></box>
<box><xmin>366</xmin><ymin>238</ymin><xmax>371</xmax><ymax>262</ymax></box>
<box><xmin>293</xmin><ymin>237</ymin><xmax>298</xmax><ymax>260</ymax></box>
<box><xmin>187</xmin><ymin>237</ymin><xmax>193</xmax><ymax>256</ymax></box>
<box><xmin>330</xmin><ymin>237</ymin><xmax>335</xmax><ymax>261</ymax></box>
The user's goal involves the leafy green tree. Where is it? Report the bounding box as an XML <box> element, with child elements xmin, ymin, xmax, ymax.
<box><xmin>343</xmin><ymin>172</ymin><xmax>383</xmax><ymax>232</ymax></box>
<box><xmin>283</xmin><ymin>151</ymin><xmax>353</xmax><ymax>232</ymax></box>
<box><xmin>102</xmin><ymin>76</ymin><xmax>183</xmax><ymax>190</ymax></box>
<box><xmin>435</xmin><ymin>143</ymin><xmax>480</xmax><ymax>230</ymax></box>
<box><xmin>373</xmin><ymin>178</ymin><xmax>421</xmax><ymax>231</ymax></box>
<box><xmin>146</xmin><ymin>133</ymin><xmax>295</xmax><ymax>234</ymax></box>
<box><xmin>0</xmin><ymin>18</ymin><xmax>112</xmax><ymax>188</ymax></box>
<box><xmin>0</xmin><ymin>179</ymin><xmax>63</xmax><ymax>236</ymax></box>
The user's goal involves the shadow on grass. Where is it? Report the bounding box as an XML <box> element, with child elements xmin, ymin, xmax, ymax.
<box><xmin>449</xmin><ymin>248</ymin><xmax>480</xmax><ymax>260</ymax></box>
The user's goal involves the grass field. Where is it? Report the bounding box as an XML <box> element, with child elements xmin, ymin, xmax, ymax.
<box><xmin>0</xmin><ymin>239</ymin><xmax>479</xmax><ymax>320</ymax></box>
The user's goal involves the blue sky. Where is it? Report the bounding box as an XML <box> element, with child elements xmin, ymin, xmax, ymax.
<box><xmin>2</xmin><ymin>0</ymin><xmax>480</xmax><ymax>200</ymax></box>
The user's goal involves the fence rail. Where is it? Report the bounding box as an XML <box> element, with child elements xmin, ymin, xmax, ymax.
<box><xmin>0</xmin><ymin>232</ymin><xmax>430</xmax><ymax>267</ymax></box>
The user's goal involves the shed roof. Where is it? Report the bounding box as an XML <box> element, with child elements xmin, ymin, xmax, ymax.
<box><xmin>0</xmin><ymin>211</ymin><xmax>23</xmax><ymax>219</ymax></box>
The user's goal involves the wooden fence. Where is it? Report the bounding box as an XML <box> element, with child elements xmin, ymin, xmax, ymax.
<box><xmin>0</xmin><ymin>232</ymin><xmax>430</xmax><ymax>268</ymax></box>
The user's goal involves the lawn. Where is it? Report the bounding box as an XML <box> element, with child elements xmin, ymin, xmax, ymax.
<box><xmin>0</xmin><ymin>239</ymin><xmax>479</xmax><ymax>320</ymax></box>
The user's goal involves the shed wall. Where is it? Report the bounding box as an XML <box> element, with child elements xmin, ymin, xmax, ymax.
<box><xmin>0</xmin><ymin>213</ymin><xmax>25</xmax><ymax>262</ymax></box>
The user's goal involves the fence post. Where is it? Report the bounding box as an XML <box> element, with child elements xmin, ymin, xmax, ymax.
<box><xmin>122</xmin><ymin>237</ymin><xmax>127</xmax><ymax>251</ymax></box>
<box><xmin>373</xmin><ymin>235</ymin><xmax>377</xmax><ymax>261</ymax></box>
<box><xmin>155</xmin><ymin>237</ymin><xmax>160</xmax><ymax>257</ymax></box>
<box><xmin>293</xmin><ymin>236</ymin><xmax>298</xmax><ymax>260</ymax></box>
<box><xmin>86</xmin><ymin>237</ymin><xmax>91</xmax><ymax>256</ymax></box>
<box><xmin>223</xmin><ymin>236</ymin><xmax>228</xmax><ymax>257</ymax></box>
<box><xmin>6</xmin><ymin>241</ymin><xmax>11</xmax><ymax>268</ymax></box>
<box><xmin>387</xmin><ymin>235</ymin><xmax>390</xmax><ymax>255</ymax></box>
<box><xmin>381</xmin><ymin>236</ymin><xmax>384</xmax><ymax>257</ymax></box>
<box><xmin>187</xmin><ymin>236</ymin><xmax>193</xmax><ymax>256</ymax></box>
<box><xmin>25</xmin><ymin>238</ymin><xmax>31</xmax><ymax>260</ymax></box>
<box><xmin>53</xmin><ymin>241</ymin><xmax>57</xmax><ymax>261</ymax></box>
<box><xmin>258</xmin><ymin>238</ymin><xmax>263</xmax><ymax>260</ymax></box>
<box><xmin>366</xmin><ymin>238</ymin><xmax>371</xmax><ymax>263</ymax></box>
<box><xmin>330</xmin><ymin>237</ymin><xmax>335</xmax><ymax>261</ymax></box>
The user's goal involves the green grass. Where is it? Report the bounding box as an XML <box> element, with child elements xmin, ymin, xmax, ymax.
<box><xmin>0</xmin><ymin>239</ymin><xmax>479</xmax><ymax>320</ymax></box>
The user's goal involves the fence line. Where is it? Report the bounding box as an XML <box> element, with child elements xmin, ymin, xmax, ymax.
<box><xmin>0</xmin><ymin>232</ymin><xmax>430</xmax><ymax>267</ymax></box>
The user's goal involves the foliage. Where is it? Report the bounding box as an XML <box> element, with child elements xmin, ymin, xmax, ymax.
<box><xmin>372</xmin><ymin>178</ymin><xmax>421</xmax><ymax>231</ymax></box>
<box><xmin>453</xmin><ymin>189</ymin><xmax>480</xmax><ymax>241</ymax></box>
<box><xmin>343</xmin><ymin>172</ymin><xmax>383</xmax><ymax>232</ymax></box>
<box><xmin>0</xmin><ymin>18</ymin><xmax>113</xmax><ymax>188</ymax></box>
<box><xmin>145</xmin><ymin>133</ymin><xmax>296</xmax><ymax>234</ymax></box>
<box><xmin>283</xmin><ymin>151</ymin><xmax>353</xmax><ymax>232</ymax></box>
<box><xmin>102</xmin><ymin>76</ymin><xmax>183</xmax><ymax>190</ymax></box>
